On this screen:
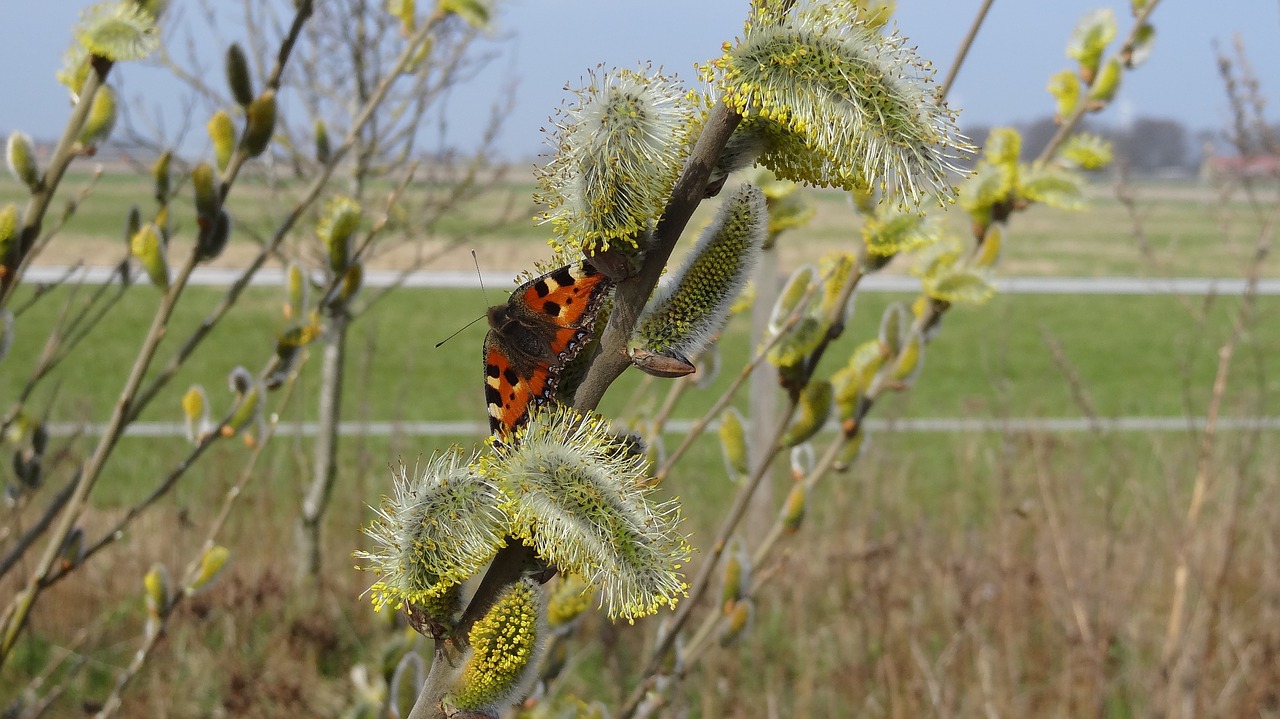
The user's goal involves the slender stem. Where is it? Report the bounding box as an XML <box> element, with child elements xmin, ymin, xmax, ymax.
<box><xmin>52</xmin><ymin>418</ymin><xmax>232</xmax><ymax>582</ymax></box>
<box><xmin>939</xmin><ymin>0</ymin><xmax>995</xmax><ymax>100</ymax></box>
<box><xmin>682</xmin><ymin>426</ymin><xmax>856</xmax><ymax>668</ymax></box>
<box><xmin>95</xmin><ymin>376</ymin><xmax>299</xmax><ymax>719</ymax></box>
<box><xmin>1035</xmin><ymin>0</ymin><xmax>1162</xmax><ymax>164</ymax></box>
<box><xmin>653</xmin><ymin>308</ymin><xmax>801</xmax><ymax>484</ymax></box>
<box><xmin>0</xmin><ymin>252</ymin><xmax>199</xmax><ymax>662</ymax></box>
<box><xmin>1159</xmin><ymin>200</ymin><xmax>1271</xmax><ymax>690</ymax></box>
<box><xmin>619</xmin><ymin>394</ymin><xmax>799</xmax><ymax>719</ymax></box>
<box><xmin>646</xmin><ymin>374</ymin><xmax>694</xmax><ymax>442</ymax></box>
<box><xmin>0</xmin><ymin>60</ymin><xmax>112</xmax><ymax>307</ymax></box>
<box><xmin>0</xmin><ymin>262</ymin><xmax>129</xmax><ymax>443</ymax></box>
<box><xmin>620</xmin><ymin>261</ymin><xmax>864</xmax><ymax>718</ymax></box>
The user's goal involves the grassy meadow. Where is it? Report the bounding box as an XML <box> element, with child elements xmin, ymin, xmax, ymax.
<box><xmin>2</xmin><ymin>169</ymin><xmax>1279</xmax><ymax>717</ymax></box>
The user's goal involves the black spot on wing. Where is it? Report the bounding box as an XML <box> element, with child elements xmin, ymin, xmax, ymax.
<box><xmin>503</xmin><ymin>367</ymin><xmax>519</xmax><ymax>386</ymax></box>
<box><xmin>533</xmin><ymin>280</ymin><xmax>550</xmax><ymax>298</ymax></box>
<box><xmin>485</xmin><ymin>384</ymin><xmax>503</xmax><ymax>406</ymax></box>
<box><xmin>542</xmin><ymin>300</ymin><xmax>561</xmax><ymax>317</ymax></box>
<box><xmin>486</xmin><ymin>363</ymin><xmax>501</xmax><ymax>379</ymax></box>
<box><xmin>550</xmin><ymin>266</ymin><xmax>575</xmax><ymax>287</ymax></box>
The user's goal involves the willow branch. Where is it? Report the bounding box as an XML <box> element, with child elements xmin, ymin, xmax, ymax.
<box><xmin>939</xmin><ymin>0</ymin><xmax>995</xmax><ymax>99</ymax></box>
<box><xmin>573</xmin><ymin>104</ymin><xmax>743</xmax><ymax>410</ymax></box>
<box><xmin>1035</xmin><ymin>0</ymin><xmax>1161</xmax><ymax>163</ymax></box>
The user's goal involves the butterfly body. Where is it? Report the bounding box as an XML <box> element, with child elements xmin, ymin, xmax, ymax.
<box><xmin>483</xmin><ymin>261</ymin><xmax>612</xmax><ymax>437</ymax></box>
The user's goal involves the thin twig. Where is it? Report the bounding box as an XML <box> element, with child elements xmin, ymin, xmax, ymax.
<box><xmin>1035</xmin><ymin>0</ymin><xmax>1162</xmax><ymax>164</ymax></box>
<box><xmin>652</xmin><ymin>311</ymin><xmax>800</xmax><ymax>484</ymax></box>
<box><xmin>1160</xmin><ymin>189</ymin><xmax>1274</xmax><ymax>718</ymax></box>
<box><xmin>619</xmin><ymin>262</ymin><xmax>865</xmax><ymax>718</ymax></box>
<box><xmin>94</xmin><ymin>373</ymin><xmax>300</xmax><ymax>719</ymax></box>
<box><xmin>939</xmin><ymin>0</ymin><xmax>996</xmax><ymax>100</ymax></box>
<box><xmin>0</xmin><ymin>58</ymin><xmax>113</xmax><ymax>306</ymax></box>
<box><xmin>0</xmin><ymin>251</ymin><xmax>202</xmax><ymax>662</ymax></box>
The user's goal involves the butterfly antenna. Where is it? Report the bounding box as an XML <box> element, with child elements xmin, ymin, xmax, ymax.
<box><xmin>435</xmin><ymin>250</ymin><xmax>490</xmax><ymax>349</ymax></box>
<box><xmin>435</xmin><ymin>313</ymin><xmax>486</xmax><ymax>349</ymax></box>
<box><xmin>472</xmin><ymin>249</ymin><xmax>490</xmax><ymax>307</ymax></box>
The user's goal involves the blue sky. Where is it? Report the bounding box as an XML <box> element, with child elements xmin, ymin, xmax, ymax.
<box><xmin>2</xmin><ymin>1</ymin><xmax>1277</xmax><ymax>158</ymax></box>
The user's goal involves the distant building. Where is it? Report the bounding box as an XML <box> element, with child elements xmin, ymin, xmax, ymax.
<box><xmin>1201</xmin><ymin>154</ymin><xmax>1280</xmax><ymax>182</ymax></box>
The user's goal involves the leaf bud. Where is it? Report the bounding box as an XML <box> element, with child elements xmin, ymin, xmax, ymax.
<box><xmin>0</xmin><ymin>204</ymin><xmax>18</xmax><ymax>270</ymax></box>
<box><xmin>718</xmin><ymin>407</ymin><xmax>748</xmax><ymax>478</ymax></box>
<box><xmin>181</xmin><ymin>384</ymin><xmax>213</xmax><ymax>443</ymax></box>
<box><xmin>782</xmin><ymin>380</ymin><xmax>831</xmax><ymax>447</ymax></box>
<box><xmin>780</xmin><ymin>482</ymin><xmax>806</xmax><ymax>533</ymax></box>
<box><xmin>1088</xmin><ymin>57</ymin><xmax>1122</xmax><ymax>104</ymax></box>
<box><xmin>439</xmin><ymin>0</ymin><xmax>490</xmax><ymax>29</ymax></box>
<box><xmin>314</xmin><ymin>118</ymin><xmax>331</xmax><ymax>164</ymax></box>
<box><xmin>720</xmin><ymin>537</ymin><xmax>750</xmax><ymax>611</ymax></box>
<box><xmin>284</xmin><ymin>262</ymin><xmax>307</xmax><ymax>320</ymax></box>
<box><xmin>144</xmin><ymin>563</ymin><xmax>171</xmax><ymax>618</ymax></box>
<box><xmin>717</xmin><ymin>599</ymin><xmax>753</xmax><ymax>647</ymax></box>
<box><xmin>207</xmin><ymin>110</ymin><xmax>235</xmax><ymax>173</ymax></box>
<box><xmin>241</xmin><ymin>90</ymin><xmax>277</xmax><ymax>158</ymax></box>
<box><xmin>225</xmin><ymin>43</ymin><xmax>255</xmax><ymax>107</ymax></box>
<box><xmin>150</xmin><ymin>150</ymin><xmax>171</xmax><ymax>202</ymax></box>
<box><xmin>833</xmin><ymin>431</ymin><xmax>866</xmax><ymax>472</ymax></box>
<box><xmin>768</xmin><ymin>264</ymin><xmax>817</xmax><ymax>334</ymax></box>
<box><xmin>129</xmin><ymin>222</ymin><xmax>169</xmax><ymax>290</ymax></box>
<box><xmin>1048</xmin><ymin>70</ymin><xmax>1081</xmax><ymax>120</ymax></box>
<box><xmin>6</xmin><ymin>132</ymin><xmax>40</xmax><ymax>191</ymax></box>
<box><xmin>191</xmin><ymin>162</ymin><xmax>218</xmax><ymax>219</ymax></box>
<box><xmin>187</xmin><ymin>545</ymin><xmax>230</xmax><ymax>594</ymax></box>
<box><xmin>317</xmin><ymin>196</ymin><xmax>361</xmax><ymax>273</ymax></box>
<box><xmin>196</xmin><ymin>209</ymin><xmax>231</xmax><ymax>263</ymax></box>
<box><xmin>887</xmin><ymin>330</ymin><xmax>924</xmax><ymax>387</ymax></box>
<box><xmin>77</xmin><ymin>85</ymin><xmax>118</xmax><ymax>149</ymax></box>
<box><xmin>59</xmin><ymin>527</ymin><xmax>84</xmax><ymax>572</ymax></box>
<box><xmin>338</xmin><ymin>261</ymin><xmax>364</xmax><ymax>305</ymax></box>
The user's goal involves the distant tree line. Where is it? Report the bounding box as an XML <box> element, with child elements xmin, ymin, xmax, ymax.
<box><xmin>959</xmin><ymin>115</ymin><xmax>1277</xmax><ymax>177</ymax></box>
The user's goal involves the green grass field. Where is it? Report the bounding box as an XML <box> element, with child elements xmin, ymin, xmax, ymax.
<box><xmin>3</xmin><ymin>170</ymin><xmax>1276</xmax><ymax>278</ymax></box>
<box><xmin>5</xmin><ymin>283</ymin><xmax>1276</xmax><ymax>427</ymax></box>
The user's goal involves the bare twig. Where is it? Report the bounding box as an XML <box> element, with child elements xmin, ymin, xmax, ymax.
<box><xmin>939</xmin><ymin>0</ymin><xmax>996</xmax><ymax>100</ymax></box>
<box><xmin>619</xmin><ymin>261</ymin><xmax>865</xmax><ymax>718</ymax></box>
<box><xmin>0</xmin><ymin>60</ymin><xmax>113</xmax><ymax>306</ymax></box>
<box><xmin>1036</xmin><ymin>0</ymin><xmax>1162</xmax><ymax>164</ymax></box>
<box><xmin>94</xmin><ymin>372</ymin><xmax>301</xmax><ymax>718</ymax></box>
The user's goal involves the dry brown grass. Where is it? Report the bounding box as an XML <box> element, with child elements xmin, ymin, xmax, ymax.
<box><xmin>663</xmin><ymin>429</ymin><xmax>1280</xmax><ymax>718</ymax></box>
<box><xmin>6</xmin><ymin>363</ymin><xmax>1277</xmax><ymax>717</ymax></box>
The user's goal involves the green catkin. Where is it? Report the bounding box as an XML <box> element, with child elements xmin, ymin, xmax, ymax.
<box><xmin>632</xmin><ymin>183</ymin><xmax>767</xmax><ymax>360</ymax></box>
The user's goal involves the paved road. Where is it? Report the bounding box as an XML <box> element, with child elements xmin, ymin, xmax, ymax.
<box><xmin>20</xmin><ymin>266</ymin><xmax>1280</xmax><ymax>295</ymax></box>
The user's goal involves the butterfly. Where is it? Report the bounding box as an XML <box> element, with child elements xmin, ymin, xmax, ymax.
<box><xmin>483</xmin><ymin>260</ymin><xmax>613</xmax><ymax>437</ymax></box>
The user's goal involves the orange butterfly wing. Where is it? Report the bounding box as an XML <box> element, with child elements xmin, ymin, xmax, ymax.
<box><xmin>483</xmin><ymin>261</ymin><xmax>611</xmax><ymax>437</ymax></box>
